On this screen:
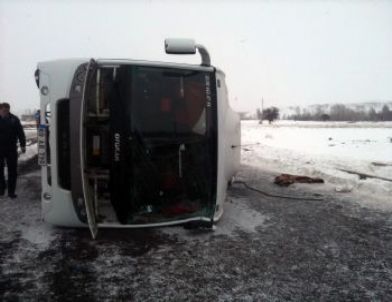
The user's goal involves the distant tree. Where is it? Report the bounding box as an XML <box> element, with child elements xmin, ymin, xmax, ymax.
<box><xmin>295</xmin><ymin>106</ymin><xmax>301</xmax><ymax>116</ymax></box>
<box><xmin>321</xmin><ymin>113</ymin><xmax>330</xmax><ymax>121</ymax></box>
<box><xmin>286</xmin><ymin>103</ymin><xmax>392</xmax><ymax>122</ymax></box>
<box><xmin>330</xmin><ymin>104</ymin><xmax>348</xmax><ymax>121</ymax></box>
<box><xmin>381</xmin><ymin>105</ymin><xmax>392</xmax><ymax>121</ymax></box>
<box><xmin>301</xmin><ymin>109</ymin><xmax>312</xmax><ymax>121</ymax></box>
<box><xmin>314</xmin><ymin>105</ymin><xmax>324</xmax><ymax>119</ymax></box>
<box><xmin>368</xmin><ymin>107</ymin><xmax>378</xmax><ymax>121</ymax></box>
<box><xmin>263</xmin><ymin>107</ymin><xmax>279</xmax><ymax>124</ymax></box>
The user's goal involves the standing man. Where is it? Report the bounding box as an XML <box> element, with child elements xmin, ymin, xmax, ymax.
<box><xmin>0</xmin><ymin>103</ymin><xmax>26</xmax><ymax>199</ymax></box>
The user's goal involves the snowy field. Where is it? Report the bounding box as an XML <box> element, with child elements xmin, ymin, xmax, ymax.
<box><xmin>243</xmin><ymin>120</ymin><xmax>392</xmax><ymax>161</ymax></box>
<box><xmin>241</xmin><ymin>120</ymin><xmax>392</xmax><ymax>209</ymax></box>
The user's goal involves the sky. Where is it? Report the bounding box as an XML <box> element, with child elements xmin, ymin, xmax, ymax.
<box><xmin>1</xmin><ymin>0</ymin><xmax>392</xmax><ymax>113</ymax></box>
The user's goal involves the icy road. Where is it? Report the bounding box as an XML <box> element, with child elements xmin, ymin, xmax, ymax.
<box><xmin>1</xmin><ymin>122</ymin><xmax>392</xmax><ymax>301</ymax></box>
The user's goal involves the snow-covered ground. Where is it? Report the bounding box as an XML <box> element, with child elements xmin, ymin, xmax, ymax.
<box><xmin>2</xmin><ymin>122</ymin><xmax>392</xmax><ymax>301</ymax></box>
<box><xmin>241</xmin><ymin>120</ymin><xmax>392</xmax><ymax>208</ymax></box>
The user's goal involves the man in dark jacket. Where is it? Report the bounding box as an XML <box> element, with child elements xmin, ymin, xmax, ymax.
<box><xmin>0</xmin><ymin>102</ymin><xmax>26</xmax><ymax>199</ymax></box>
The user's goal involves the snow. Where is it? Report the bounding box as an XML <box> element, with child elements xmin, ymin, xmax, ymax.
<box><xmin>162</xmin><ymin>196</ymin><xmax>268</xmax><ymax>239</ymax></box>
<box><xmin>2</xmin><ymin>120</ymin><xmax>392</xmax><ymax>300</ymax></box>
<box><xmin>25</xmin><ymin>129</ymin><xmax>37</xmax><ymax>140</ymax></box>
<box><xmin>4</xmin><ymin>128</ymin><xmax>55</xmax><ymax>249</ymax></box>
<box><xmin>241</xmin><ymin>120</ymin><xmax>392</xmax><ymax>208</ymax></box>
<box><xmin>20</xmin><ymin>220</ymin><xmax>55</xmax><ymax>249</ymax></box>
<box><xmin>243</xmin><ymin>120</ymin><xmax>392</xmax><ymax>161</ymax></box>
<box><xmin>19</xmin><ymin>129</ymin><xmax>38</xmax><ymax>161</ymax></box>
<box><xmin>215</xmin><ymin>197</ymin><xmax>267</xmax><ymax>235</ymax></box>
<box><xmin>1</xmin><ymin>168</ymin><xmax>56</xmax><ymax>250</ymax></box>
<box><xmin>19</xmin><ymin>143</ymin><xmax>38</xmax><ymax>161</ymax></box>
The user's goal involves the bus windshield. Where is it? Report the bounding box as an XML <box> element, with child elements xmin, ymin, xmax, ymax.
<box><xmin>103</xmin><ymin>65</ymin><xmax>217</xmax><ymax>224</ymax></box>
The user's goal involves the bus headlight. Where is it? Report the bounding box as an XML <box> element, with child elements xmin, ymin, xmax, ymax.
<box><xmin>41</xmin><ymin>86</ymin><xmax>49</xmax><ymax>96</ymax></box>
<box><xmin>34</xmin><ymin>69</ymin><xmax>40</xmax><ymax>88</ymax></box>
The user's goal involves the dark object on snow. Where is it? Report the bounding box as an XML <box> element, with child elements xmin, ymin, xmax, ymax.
<box><xmin>236</xmin><ymin>180</ymin><xmax>324</xmax><ymax>201</ymax></box>
<box><xmin>274</xmin><ymin>174</ymin><xmax>324</xmax><ymax>186</ymax></box>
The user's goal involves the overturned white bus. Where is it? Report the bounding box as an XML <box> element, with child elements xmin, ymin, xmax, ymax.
<box><xmin>36</xmin><ymin>39</ymin><xmax>240</xmax><ymax>238</ymax></box>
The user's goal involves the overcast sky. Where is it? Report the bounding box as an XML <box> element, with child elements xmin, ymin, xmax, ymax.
<box><xmin>1</xmin><ymin>0</ymin><xmax>392</xmax><ymax>113</ymax></box>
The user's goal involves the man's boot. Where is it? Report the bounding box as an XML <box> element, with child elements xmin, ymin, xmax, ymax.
<box><xmin>8</xmin><ymin>193</ymin><xmax>17</xmax><ymax>199</ymax></box>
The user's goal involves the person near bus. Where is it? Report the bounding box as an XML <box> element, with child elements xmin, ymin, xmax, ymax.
<box><xmin>0</xmin><ymin>102</ymin><xmax>26</xmax><ymax>199</ymax></box>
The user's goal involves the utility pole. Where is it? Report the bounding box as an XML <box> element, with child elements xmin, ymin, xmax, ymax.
<box><xmin>259</xmin><ymin>97</ymin><xmax>264</xmax><ymax>124</ymax></box>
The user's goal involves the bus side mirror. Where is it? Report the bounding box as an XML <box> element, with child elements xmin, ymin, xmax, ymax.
<box><xmin>164</xmin><ymin>38</ymin><xmax>211</xmax><ymax>67</ymax></box>
<box><xmin>165</xmin><ymin>38</ymin><xmax>196</xmax><ymax>54</ymax></box>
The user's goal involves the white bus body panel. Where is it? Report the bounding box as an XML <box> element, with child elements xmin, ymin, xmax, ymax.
<box><xmin>214</xmin><ymin>70</ymin><xmax>241</xmax><ymax>220</ymax></box>
<box><xmin>39</xmin><ymin>59</ymin><xmax>87</xmax><ymax>227</ymax></box>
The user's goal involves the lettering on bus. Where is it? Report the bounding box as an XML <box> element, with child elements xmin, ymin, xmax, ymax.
<box><xmin>114</xmin><ymin>133</ymin><xmax>121</xmax><ymax>162</ymax></box>
<box><xmin>205</xmin><ymin>74</ymin><xmax>212</xmax><ymax>107</ymax></box>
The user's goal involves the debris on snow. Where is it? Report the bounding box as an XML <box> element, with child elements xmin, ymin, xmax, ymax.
<box><xmin>274</xmin><ymin>173</ymin><xmax>324</xmax><ymax>186</ymax></box>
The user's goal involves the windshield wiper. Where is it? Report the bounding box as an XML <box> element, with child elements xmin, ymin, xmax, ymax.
<box><xmin>178</xmin><ymin>144</ymin><xmax>186</xmax><ymax>178</ymax></box>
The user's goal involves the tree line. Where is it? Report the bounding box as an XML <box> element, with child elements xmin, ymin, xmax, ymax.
<box><xmin>286</xmin><ymin>104</ymin><xmax>392</xmax><ymax>122</ymax></box>
<box><xmin>257</xmin><ymin>107</ymin><xmax>279</xmax><ymax>124</ymax></box>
